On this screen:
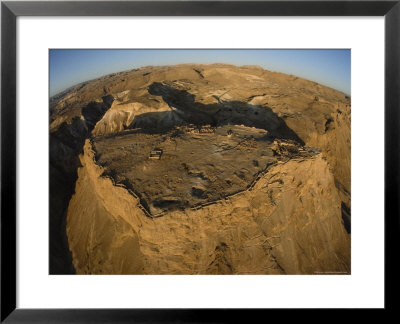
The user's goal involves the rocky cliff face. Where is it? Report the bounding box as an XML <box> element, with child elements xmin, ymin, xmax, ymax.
<box><xmin>50</xmin><ymin>63</ymin><xmax>351</xmax><ymax>274</ymax></box>
<box><xmin>50</xmin><ymin>95</ymin><xmax>114</xmax><ymax>273</ymax></box>
<box><xmin>67</xmin><ymin>140</ymin><xmax>349</xmax><ymax>274</ymax></box>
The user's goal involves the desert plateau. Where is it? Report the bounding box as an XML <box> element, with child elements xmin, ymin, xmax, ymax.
<box><xmin>50</xmin><ymin>63</ymin><xmax>351</xmax><ymax>274</ymax></box>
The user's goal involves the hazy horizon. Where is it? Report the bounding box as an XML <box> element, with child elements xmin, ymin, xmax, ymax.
<box><xmin>50</xmin><ymin>49</ymin><xmax>351</xmax><ymax>97</ymax></box>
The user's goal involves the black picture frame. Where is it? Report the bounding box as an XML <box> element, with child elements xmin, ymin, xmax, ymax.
<box><xmin>1</xmin><ymin>0</ymin><xmax>399</xmax><ymax>322</ymax></box>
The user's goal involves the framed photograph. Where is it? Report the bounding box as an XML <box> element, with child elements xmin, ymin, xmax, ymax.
<box><xmin>1</xmin><ymin>0</ymin><xmax>399</xmax><ymax>321</ymax></box>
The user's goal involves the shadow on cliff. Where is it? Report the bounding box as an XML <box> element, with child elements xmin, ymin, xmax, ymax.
<box><xmin>125</xmin><ymin>82</ymin><xmax>305</xmax><ymax>145</ymax></box>
<box><xmin>49</xmin><ymin>95</ymin><xmax>114</xmax><ymax>274</ymax></box>
<box><xmin>341</xmin><ymin>202</ymin><xmax>351</xmax><ymax>234</ymax></box>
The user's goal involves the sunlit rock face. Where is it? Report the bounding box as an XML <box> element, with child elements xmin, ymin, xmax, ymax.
<box><xmin>50</xmin><ymin>63</ymin><xmax>351</xmax><ymax>274</ymax></box>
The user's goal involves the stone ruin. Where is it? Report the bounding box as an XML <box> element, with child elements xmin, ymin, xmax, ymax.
<box><xmin>149</xmin><ymin>148</ymin><xmax>163</xmax><ymax>160</ymax></box>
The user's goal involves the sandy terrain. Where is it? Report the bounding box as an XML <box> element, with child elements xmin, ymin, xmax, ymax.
<box><xmin>49</xmin><ymin>63</ymin><xmax>351</xmax><ymax>274</ymax></box>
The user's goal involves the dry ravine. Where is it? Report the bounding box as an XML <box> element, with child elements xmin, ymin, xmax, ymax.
<box><xmin>50</xmin><ymin>63</ymin><xmax>351</xmax><ymax>274</ymax></box>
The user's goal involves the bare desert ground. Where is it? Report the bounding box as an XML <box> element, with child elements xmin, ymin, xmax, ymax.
<box><xmin>50</xmin><ymin>63</ymin><xmax>350</xmax><ymax>274</ymax></box>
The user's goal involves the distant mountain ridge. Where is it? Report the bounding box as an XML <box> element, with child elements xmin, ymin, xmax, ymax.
<box><xmin>49</xmin><ymin>63</ymin><xmax>351</xmax><ymax>274</ymax></box>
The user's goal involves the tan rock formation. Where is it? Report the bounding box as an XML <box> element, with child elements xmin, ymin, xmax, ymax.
<box><xmin>50</xmin><ymin>63</ymin><xmax>351</xmax><ymax>274</ymax></box>
<box><xmin>66</xmin><ymin>140</ymin><xmax>349</xmax><ymax>274</ymax></box>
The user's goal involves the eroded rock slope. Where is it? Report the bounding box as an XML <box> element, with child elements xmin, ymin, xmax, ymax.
<box><xmin>50</xmin><ymin>63</ymin><xmax>351</xmax><ymax>274</ymax></box>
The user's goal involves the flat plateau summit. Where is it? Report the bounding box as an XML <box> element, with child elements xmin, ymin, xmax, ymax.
<box><xmin>50</xmin><ymin>63</ymin><xmax>351</xmax><ymax>274</ymax></box>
